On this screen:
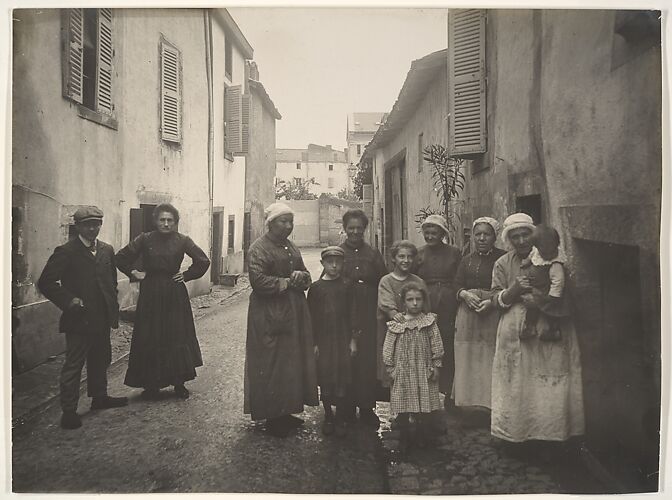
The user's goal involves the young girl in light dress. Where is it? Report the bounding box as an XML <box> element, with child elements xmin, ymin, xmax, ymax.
<box><xmin>383</xmin><ymin>282</ymin><xmax>444</xmax><ymax>452</ymax></box>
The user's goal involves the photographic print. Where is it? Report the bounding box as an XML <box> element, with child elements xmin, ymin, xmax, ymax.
<box><xmin>10</xmin><ymin>4</ymin><xmax>664</xmax><ymax>496</ymax></box>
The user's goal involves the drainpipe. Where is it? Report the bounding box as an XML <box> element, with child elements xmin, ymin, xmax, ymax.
<box><xmin>204</xmin><ymin>9</ymin><xmax>214</xmax><ymax>285</ymax></box>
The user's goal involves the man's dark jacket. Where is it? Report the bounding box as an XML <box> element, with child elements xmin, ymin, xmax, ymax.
<box><xmin>37</xmin><ymin>238</ymin><xmax>119</xmax><ymax>334</ymax></box>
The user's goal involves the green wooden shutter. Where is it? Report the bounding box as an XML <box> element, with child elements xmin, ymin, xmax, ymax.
<box><xmin>95</xmin><ymin>8</ymin><xmax>114</xmax><ymax>115</ymax></box>
<box><xmin>160</xmin><ymin>40</ymin><xmax>182</xmax><ymax>143</ymax></box>
<box><xmin>225</xmin><ymin>85</ymin><xmax>242</xmax><ymax>153</ymax></box>
<box><xmin>62</xmin><ymin>8</ymin><xmax>84</xmax><ymax>104</ymax></box>
<box><xmin>448</xmin><ymin>9</ymin><xmax>486</xmax><ymax>156</ymax></box>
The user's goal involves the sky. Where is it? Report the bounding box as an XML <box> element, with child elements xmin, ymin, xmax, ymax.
<box><xmin>229</xmin><ymin>8</ymin><xmax>448</xmax><ymax>151</ymax></box>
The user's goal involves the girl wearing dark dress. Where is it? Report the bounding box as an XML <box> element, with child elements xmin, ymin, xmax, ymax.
<box><xmin>411</xmin><ymin>214</ymin><xmax>462</xmax><ymax>408</ymax></box>
<box><xmin>339</xmin><ymin>209</ymin><xmax>388</xmax><ymax>427</ymax></box>
<box><xmin>115</xmin><ymin>204</ymin><xmax>210</xmax><ymax>400</ymax></box>
<box><xmin>308</xmin><ymin>246</ymin><xmax>357</xmax><ymax>437</ymax></box>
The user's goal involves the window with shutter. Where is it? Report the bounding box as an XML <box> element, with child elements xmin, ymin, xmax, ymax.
<box><xmin>160</xmin><ymin>39</ymin><xmax>182</xmax><ymax>143</ymax></box>
<box><xmin>225</xmin><ymin>85</ymin><xmax>242</xmax><ymax>153</ymax></box>
<box><xmin>448</xmin><ymin>9</ymin><xmax>487</xmax><ymax>156</ymax></box>
<box><xmin>223</xmin><ymin>86</ymin><xmax>229</xmax><ymax>157</ymax></box>
<box><xmin>62</xmin><ymin>8</ymin><xmax>117</xmax><ymax>128</ymax></box>
<box><xmin>62</xmin><ymin>9</ymin><xmax>84</xmax><ymax>104</ymax></box>
<box><xmin>95</xmin><ymin>8</ymin><xmax>113</xmax><ymax>115</ymax></box>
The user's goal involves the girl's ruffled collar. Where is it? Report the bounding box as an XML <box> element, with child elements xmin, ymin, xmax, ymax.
<box><xmin>387</xmin><ymin>312</ymin><xmax>437</xmax><ymax>334</ymax></box>
<box><xmin>530</xmin><ymin>246</ymin><xmax>566</xmax><ymax>266</ymax></box>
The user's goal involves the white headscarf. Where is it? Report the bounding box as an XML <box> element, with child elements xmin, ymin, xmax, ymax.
<box><xmin>421</xmin><ymin>214</ymin><xmax>450</xmax><ymax>236</ymax></box>
<box><xmin>264</xmin><ymin>202</ymin><xmax>294</xmax><ymax>227</ymax></box>
<box><xmin>500</xmin><ymin>213</ymin><xmax>535</xmax><ymax>247</ymax></box>
<box><xmin>472</xmin><ymin>216</ymin><xmax>501</xmax><ymax>236</ymax></box>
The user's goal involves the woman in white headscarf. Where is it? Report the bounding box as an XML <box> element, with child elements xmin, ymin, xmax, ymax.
<box><xmin>243</xmin><ymin>202</ymin><xmax>318</xmax><ymax>437</ymax></box>
<box><xmin>411</xmin><ymin>214</ymin><xmax>462</xmax><ymax>408</ymax></box>
<box><xmin>453</xmin><ymin>216</ymin><xmax>506</xmax><ymax>418</ymax></box>
<box><xmin>490</xmin><ymin>213</ymin><xmax>584</xmax><ymax>443</ymax></box>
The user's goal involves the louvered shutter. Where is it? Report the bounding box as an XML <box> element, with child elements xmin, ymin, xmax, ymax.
<box><xmin>448</xmin><ymin>9</ymin><xmax>487</xmax><ymax>156</ymax></box>
<box><xmin>160</xmin><ymin>41</ymin><xmax>182</xmax><ymax>143</ymax></box>
<box><xmin>225</xmin><ymin>85</ymin><xmax>242</xmax><ymax>153</ymax></box>
<box><xmin>62</xmin><ymin>8</ymin><xmax>84</xmax><ymax>104</ymax></box>
<box><xmin>96</xmin><ymin>9</ymin><xmax>114</xmax><ymax>115</ymax></box>
<box><xmin>95</xmin><ymin>8</ymin><xmax>114</xmax><ymax>115</ymax></box>
<box><xmin>241</xmin><ymin>94</ymin><xmax>250</xmax><ymax>154</ymax></box>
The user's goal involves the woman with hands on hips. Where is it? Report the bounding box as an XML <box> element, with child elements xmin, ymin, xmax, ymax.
<box><xmin>115</xmin><ymin>203</ymin><xmax>210</xmax><ymax>400</ymax></box>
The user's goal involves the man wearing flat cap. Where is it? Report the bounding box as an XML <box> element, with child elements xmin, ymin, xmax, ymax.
<box><xmin>38</xmin><ymin>206</ymin><xmax>128</xmax><ymax>429</ymax></box>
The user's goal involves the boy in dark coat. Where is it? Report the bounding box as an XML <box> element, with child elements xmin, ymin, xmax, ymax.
<box><xmin>38</xmin><ymin>206</ymin><xmax>127</xmax><ymax>429</ymax></box>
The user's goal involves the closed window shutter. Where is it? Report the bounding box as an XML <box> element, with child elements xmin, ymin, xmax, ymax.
<box><xmin>241</xmin><ymin>94</ymin><xmax>250</xmax><ymax>153</ymax></box>
<box><xmin>62</xmin><ymin>8</ymin><xmax>84</xmax><ymax>104</ymax></box>
<box><xmin>448</xmin><ymin>9</ymin><xmax>486</xmax><ymax>155</ymax></box>
<box><xmin>95</xmin><ymin>8</ymin><xmax>114</xmax><ymax>115</ymax></box>
<box><xmin>160</xmin><ymin>40</ymin><xmax>182</xmax><ymax>143</ymax></box>
<box><xmin>223</xmin><ymin>87</ymin><xmax>228</xmax><ymax>156</ymax></box>
<box><xmin>225</xmin><ymin>85</ymin><xmax>242</xmax><ymax>153</ymax></box>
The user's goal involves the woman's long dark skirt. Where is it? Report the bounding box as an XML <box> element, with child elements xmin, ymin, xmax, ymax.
<box><xmin>124</xmin><ymin>274</ymin><xmax>203</xmax><ymax>389</ymax></box>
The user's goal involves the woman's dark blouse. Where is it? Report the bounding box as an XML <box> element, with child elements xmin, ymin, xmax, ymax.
<box><xmin>454</xmin><ymin>248</ymin><xmax>507</xmax><ymax>292</ymax></box>
<box><xmin>339</xmin><ymin>240</ymin><xmax>388</xmax><ymax>288</ymax></box>
<box><xmin>115</xmin><ymin>231</ymin><xmax>210</xmax><ymax>282</ymax></box>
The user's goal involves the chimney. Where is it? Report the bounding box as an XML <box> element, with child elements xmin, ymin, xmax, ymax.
<box><xmin>247</xmin><ymin>61</ymin><xmax>260</xmax><ymax>81</ymax></box>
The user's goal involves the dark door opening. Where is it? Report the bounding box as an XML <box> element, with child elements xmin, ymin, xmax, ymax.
<box><xmin>211</xmin><ymin>212</ymin><xmax>223</xmax><ymax>284</ymax></box>
<box><xmin>574</xmin><ymin>239</ymin><xmax>659</xmax><ymax>491</ymax></box>
<box><xmin>243</xmin><ymin>212</ymin><xmax>251</xmax><ymax>271</ymax></box>
<box><xmin>516</xmin><ymin>194</ymin><xmax>542</xmax><ymax>224</ymax></box>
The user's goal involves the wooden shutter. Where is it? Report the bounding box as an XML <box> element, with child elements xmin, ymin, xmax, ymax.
<box><xmin>95</xmin><ymin>8</ymin><xmax>114</xmax><ymax>115</ymax></box>
<box><xmin>225</xmin><ymin>85</ymin><xmax>242</xmax><ymax>153</ymax></box>
<box><xmin>160</xmin><ymin>40</ymin><xmax>182</xmax><ymax>143</ymax></box>
<box><xmin>62</xmin><ymin>8</ymin><xmax>84</xmax><ymax>104</ymax></box>
<box><xmin>448</xmin><ymin>9</ymin><xmax>487</xmax><ymax>156</ymax></box>
<box><xmin>241</xmin><ymin>94</ymin><xmax>250</xmax><ymax>153</ymax></box>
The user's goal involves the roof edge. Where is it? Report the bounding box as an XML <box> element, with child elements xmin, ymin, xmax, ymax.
<box><xmin>249</xmin><ymin>80</ymin><xmax>281</xmax><ymax>120</ymax></box>
<box><xmin>213</xmin><ymin>9</ymin><xmax>254</xmax><ymax>60</ymax></box>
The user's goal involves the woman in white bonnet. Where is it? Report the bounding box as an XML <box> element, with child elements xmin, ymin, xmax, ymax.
<box><xmin>411</xmin><ymin>214</ymin><xmax>462</xmax><ymax>410</ymax></box>
<box><xmin>243</xmin><ymin>202</ymin><xmax>318</xmax><ymax>437</ymax></box>
<box><xmin>489</xmin><ymin>213</ymin><xmax>584</xmax><ymax>447</ymax></box>
<box><xmin>453</xmin><ymin>216</ymin><xmax>506</xmax><ymax>423</ymax></box>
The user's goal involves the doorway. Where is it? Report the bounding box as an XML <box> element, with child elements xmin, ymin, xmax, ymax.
<box><xmin>211</xmin><ymin>211</ymin><xmax>223</xmax><ymax>283</ymax></box>
<box><xmin>516</xmin><ymin>194</ymin><xmax>542</xmax><ymax>224</ymax></box>
<box><xmin>383</xmin><ymin>153</ymin><xmax>408</xmax><ymax>261</ymax></box>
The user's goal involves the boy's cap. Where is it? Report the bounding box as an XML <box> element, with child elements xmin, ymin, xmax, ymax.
<box><xmin>73</xmin><ymin>206</ymin><xmax>104</xmax><ymax>223</ymax></box>
<box><xmin>321</xmin><ymin>246</ymin><xmax>344</xmax><ymax>259</ymax></box>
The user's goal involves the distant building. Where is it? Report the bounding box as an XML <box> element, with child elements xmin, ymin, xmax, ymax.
<box><xmin>276</xmin><ymin>144</ymin><xmax>349</xmax><ymax>196</ymax></box>
<box><xmin>346</xmin><ymin>112</ymin><xmax>387</xmax><ymax>168</ymax></box>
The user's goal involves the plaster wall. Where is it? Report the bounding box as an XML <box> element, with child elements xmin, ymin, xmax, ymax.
<box><xmin>246</xmin><ymin>90</ymin><xmax>277</xmax><ymax>247</ymax></box>
<box><xmin>284</xmin><ymin>200</ymin><xmax>320</xmax><ymax>247</ymax></box>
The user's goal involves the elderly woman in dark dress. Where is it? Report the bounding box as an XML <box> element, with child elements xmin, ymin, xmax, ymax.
<box><xmin>453</xmin><ymin>217</ymin><xmax>506</xmax><ymax>418</ymax></box>
<box><xmin>115</xmin><ymin>203</ymin><xmax>210</xmax><ymax>400</ymax></box>
<box><xmin>339</xmin><ymin>209</ymin><xmax>388</xmax><ymax>426</ymax></box>
<box><xmin>243</xmin><ymin>202</ymin><xmax>318</xmax><ymax>437</ymax></box>
<box><xmin>411</xmin><ymin>214</ymin><xmax>462</xmax><ymax>409</ymax></box>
